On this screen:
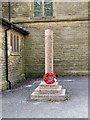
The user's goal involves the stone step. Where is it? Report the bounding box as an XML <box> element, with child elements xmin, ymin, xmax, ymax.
<box><xmin>35</xmin><ymin>86</ymin><xmax>62</xmax><ymax>94</ymax></box>
<box><xmin>30</xmin><ymin>89</ymin><xmax>66</xmax><ymax>101</ymax></box>
<box><xmin>39</xmin><ymin>82</ymin><xmax>59</xmax><ymax>89</ymax></box>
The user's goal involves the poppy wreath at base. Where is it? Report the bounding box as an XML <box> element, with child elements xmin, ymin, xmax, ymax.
<box><xmin>43</xmin><ymin>72</ymin><xmax>56</xmax><ymax>84</ymax></box>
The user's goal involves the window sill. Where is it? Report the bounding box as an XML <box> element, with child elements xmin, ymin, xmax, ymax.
<box><xmin>31</xmin><ymin>16</ymin><xmax>55</xmax><ymax>20</ymax></box>
<box><xmin>10</xmin><ymin>52</ymin><xmax>20</xmax><ymax>56</ymax></box>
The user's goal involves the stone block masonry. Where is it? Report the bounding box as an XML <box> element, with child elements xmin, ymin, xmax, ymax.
<box><xmin>30</xmin><ymin>82</ymin><xmax>66</xmax><ymax>101</ymax></box>
<box><xmin>2</xmin><ymin>2</ymin><xmax>88</xmax><ymax>22</ymax></box>
<box><xmin>0</xmin><ymin>25</ymin><xmax>7</xmax><ymax>90</ymax></box>
<box><xmin>0</xmin><ymin>25</ymin><xmax>26</xmax><ymax>90</ymax></box>
<box><xmin>22</xmin><ymin>21</ymin><xmax>88</xmax><ymax>77</ymax></box>
<box><xmin>8</xmin><ymin>30</ymin><xmax>25</xmax><ymax>88</ymax></box>
<box><xmin>1</xmin><ymin>2</ymin><xmax>88</xmax><ymax>78</ymax></box>
<box><xmin>45</xmin><ymin>29</ymin><xmax>53</xmax><ymax>73</ymax></box>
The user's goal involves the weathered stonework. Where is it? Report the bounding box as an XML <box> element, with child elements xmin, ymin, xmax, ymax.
<box><xmin>22</xmin><ymin>21</ymin><xmax>88</xmax><ymax>77</ymax></box>
<box><xmin>0</xmin><ymin>25</ymin><xmax>7</xmax><ymax>90</ymax></box>
<box><xmin>0</xmin><ymin>24</ymin><xmax>26</xmax><ymax>90</ymax></box>
<box><xmin>30</xmin><ymin>28</ymin><xmax>66</xmax><ymax>101</ymax></box>
<box><xmin>45</xmin><ymin>29</ymin><xmax>53</xmax><ymax>73</ymax></box>
<box><xmin>2</xmin><ymin>2</ymin><xmax>88</xmax><ymax>22</ymax></box>
<box><xmin>7</xmin><ymin>30</ymin><xmax>25</xmax><ymax>85</ymax></box>
<box><xmin>1</xmin><ymin>2</ymin><xmax>89</xmax><ymax>84</ymax></box>
<box><xmin>30</xmin><ymin>82</ymin><xmax>66</xmax><ymax>101</ymax></box>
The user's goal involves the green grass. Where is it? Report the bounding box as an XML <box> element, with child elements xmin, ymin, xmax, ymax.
<box><xmin>64</xmin><ymin>97</ymin><xmax>69</xmax><ymax>101</ymax></box>
<box><xmin>48</xmin><ymin>98</ymin><xmax>52</xmax><ymax>102</ymax></box>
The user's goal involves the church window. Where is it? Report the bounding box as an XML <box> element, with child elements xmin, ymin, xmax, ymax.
<box><xmin>17</xmin><ymin>36</ymin><xmax>19</xmax><ymax>52</ymax></box>
<box><xmin>10</xmin><ymin>33</ymin><xmax>20</xmax><ymax>54</ymax></box>
<box><xmin>14</xmin><ymin>35</ymin><xmax>16</xmax><ymax>52</ymax></box>
<box><xmin>34</xmin><ymin>0</ymin><xmax>53</xmax><ymax>17</ymax></box>
<box><xmin>10</xmin><ymin>33</ymin><xmax>13</xmax><ymax>52</ymax></box>
<box><xmin>44</xmin><ymin>0</ymin><xmax>53</xmax><ymax>16</ymax></box>
<box><xmin>34</xmin><ymin>0</ymin><xmax>42</xmax><ymax>17</ymax></box>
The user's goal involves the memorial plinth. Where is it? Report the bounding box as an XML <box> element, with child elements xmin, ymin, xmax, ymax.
<box><xmin>30</xmin><ymin>29</ymin><xmax>66</xmax><ymax>101</ymax></box>
<box><xmin>30</xmin><ymin>82</ymin><xmax>66</xmax><ymax>101</ymax></box>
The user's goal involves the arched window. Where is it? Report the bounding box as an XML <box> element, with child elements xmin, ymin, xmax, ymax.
<box><xmin>34</xmin><ymin>0</ymin><xmax>53</xmax><ymax>17</ymax></box>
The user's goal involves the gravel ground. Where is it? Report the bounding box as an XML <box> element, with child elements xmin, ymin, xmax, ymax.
<box><xmin>1</xmin><ymin>76</ymin><xmax>88</xmax><ymax>118</ymax></box>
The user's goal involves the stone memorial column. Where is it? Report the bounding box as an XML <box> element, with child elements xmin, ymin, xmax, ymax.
<box><xmin>45</xmin><ymin>29</ymin><xmax>53</xmax><ymax>73</ymax></box>
<box><xmin>30</xmin><ymin>29</ymin><xmax>66</xmax><ymax>101</ymax></box>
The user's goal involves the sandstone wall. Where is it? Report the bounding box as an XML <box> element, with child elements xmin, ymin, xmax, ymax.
<box><xmin>20</xmin><ymin>21</ymin><xmax>88</xmax><ymax>77</ymax></box>
<box><xmin>0</xmin><ymin>25</ymin><xmax>7</xmax><ymax>90</ymax></box>
<box><xmin>7</xmin><ymin>29</ymin><xmax>25</xmax><ymax>85</ymax></box>
<box><xmin>1</xmin><ymin>2</ymin><xmax>88</xmax><ymax>77</ymax></box>
<box><xmin>2</xmin><ymin>2</ymin><xmax>88</xmax><ymax>22</ymax></box>
<box><xmin>0</xmin><ymin>25</ymin><xmax>25</xmax><ymax>90</ymax></box>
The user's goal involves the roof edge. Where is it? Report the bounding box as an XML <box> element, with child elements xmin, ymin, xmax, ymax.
<box><xmin>0</xmin><ymin>18</ymin><xmax>29</xmax><ymax>36</ymax></box>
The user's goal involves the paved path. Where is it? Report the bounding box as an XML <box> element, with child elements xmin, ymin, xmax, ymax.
<box><xmin>1</xmin><ymin>76</ymin><xmax>88</xmax><ymax>118</ymax></box>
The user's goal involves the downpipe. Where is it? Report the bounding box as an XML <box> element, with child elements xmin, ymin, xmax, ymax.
<box><xmin>5</xmin><ymin>28</ymin><xmax>11</xmax><ymax>89</ymax></box>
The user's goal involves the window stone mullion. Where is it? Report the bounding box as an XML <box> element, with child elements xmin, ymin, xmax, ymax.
<box><xmin>42</xmin><ymin>0</ymin><xmax>44</xmax><ymax>16</ymax></box>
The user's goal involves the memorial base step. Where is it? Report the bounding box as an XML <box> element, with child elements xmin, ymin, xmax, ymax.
<box><xmin>30</xmin><ymin>82</ymin><xmax>66</xmax><ymax>101</ymax></box>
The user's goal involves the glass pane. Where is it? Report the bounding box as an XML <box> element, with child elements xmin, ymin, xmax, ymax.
<box><xmin>10</xmin><ymin>33</ymin><xmax>12</xmax><ymax>46</ymax></box>
<box><xmin>34</xmin><ymin>0</ymin><xmax>42</xmax><ymax>17</ymax></box>
<box><xmin>17</xmin><ymin>36</ymin><xmax>19</xmax><ymax>52</ymax></box>
<box><xmin>14</xmin><ymin>35</ymin><xmax>16</xmax><ymax>52</ymax></box>
<box><xmin>10</xmin><ymin>33</ymin><xmax>12</xmax><ymax>52</ymax></box>
<box><xmin>44</xmin><ymin>0</ymin><xmax>53</xmax><ymax>16</ymax></box>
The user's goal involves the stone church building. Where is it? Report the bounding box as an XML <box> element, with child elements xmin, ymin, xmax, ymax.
<box><xmin>0</xmin><ymin>2</ymin><xmax>88</xmax><ymax>90</ymax></box>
